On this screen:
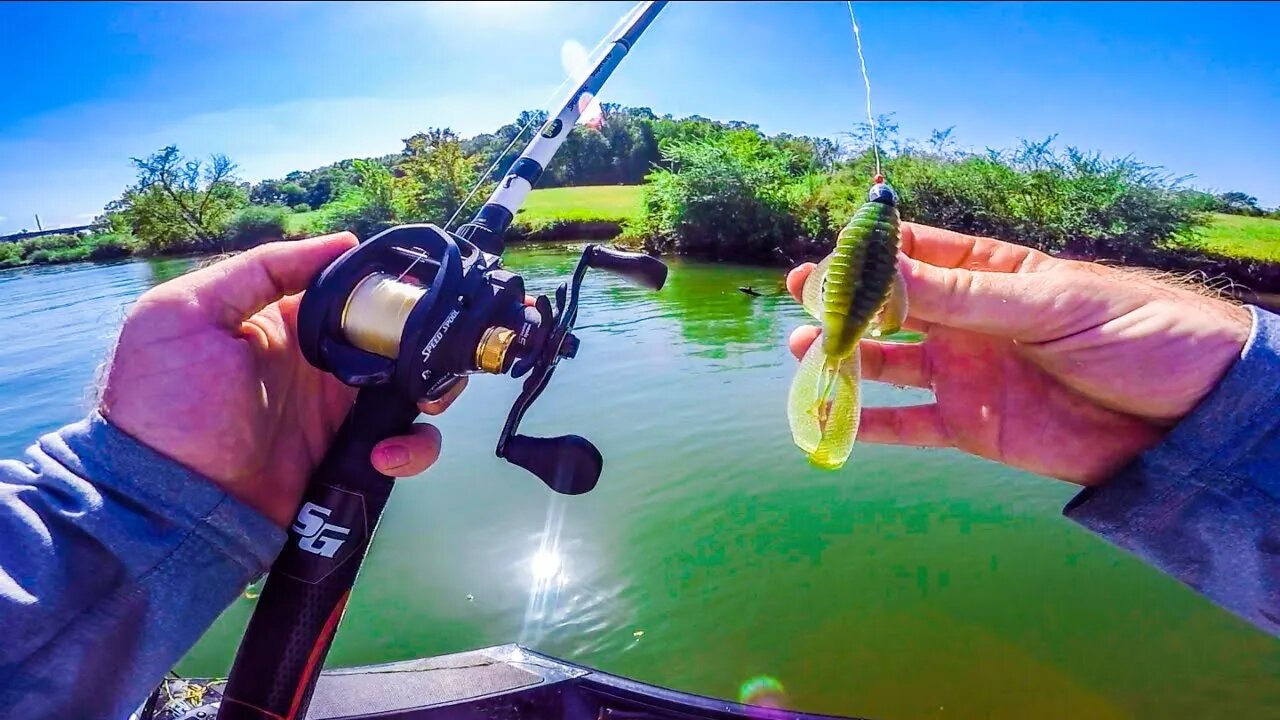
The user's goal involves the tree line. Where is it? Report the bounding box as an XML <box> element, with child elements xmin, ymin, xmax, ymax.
<box><xmin>2</xmin><ymin>103</ymin><xmax>1271</xmax><ymax>271</ymax></box>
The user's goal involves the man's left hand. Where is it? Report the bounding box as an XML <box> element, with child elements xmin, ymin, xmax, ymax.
<box><xmin>100</xmin><ymin>233</ymin><xmax>457</xmax><ymax>528</ymax></box>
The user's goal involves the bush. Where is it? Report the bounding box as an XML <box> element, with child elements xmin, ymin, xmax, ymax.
<box><xmin>635</xmin><ymin>131</ymin><xmax>821</xmax><ymax>262</ymax></box>
<box><xmin>0</xmin><ymin>242</ymin><xmax>21</xmax><ymax>268</ymax></box>
<box><xmin>320</xmin><ymin>160</ymin><xmax>399</xmax><ymax>239</ymax></box>
<box><xmin>0</xmin><ymin>233</ymin><xmax>136</xmax><ymax>268</ymax></box>
<box><xmin>20</xmin><ymin>234</ymin><xmax>82</xmax><ymax>255</ymax></box>
<box><xmin>86</xmin><ymin>233</ymin><xmax>135</xmax><ymax>261</ymax></box>
<box><xmin>292</xmin><ymin>203</ymin><xmax>312</xmax><ymax>213</ymax></box>
<box><xmin>1179</xmin><ymin>190</ymin><xmax>1226</xmax><ymax>214</ymax></box>
<box><xmin>227</xmin><ymin>206</ymin><xmax>288</xmax><ymax>249</ymax></box>
<box><xmin>321</xmin><ymin>190</ymin><xmax>396</xmax><ymax>239</ymax></box>
<box><xmin>637</xmin><ymin>131</ymin><xmax>1201</xmax><ymax>266</ymax></box>
<box><xmin>864</xmin><ymin>142</ymin><xmax>1199</xmax><ymax>260</ymax></box>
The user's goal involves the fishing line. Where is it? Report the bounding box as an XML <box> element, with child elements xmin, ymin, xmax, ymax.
<box><xmin>395</xmin><ymin>27</ymin><xmax>617</xmax><ymax>283</ymax></box>
<box><xmin>397</xmin><ymin>75</ymin><xmax>578</xmax><ymax>281</ymax></box>
<box><xmin>440</xmin><ymin>17</ymin><xmax>621</xmax><ymax>234</ymax></box>
<box><xmin>846</xmin><ymin>1</ymin><xmax>881</xmax><ymax>179</ymax></box>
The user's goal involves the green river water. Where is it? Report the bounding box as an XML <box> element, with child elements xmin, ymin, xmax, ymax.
<box><xmin>1</xmin><ymin>244</ymin><xmax>1277</xmax><ymax>719</ymax></box>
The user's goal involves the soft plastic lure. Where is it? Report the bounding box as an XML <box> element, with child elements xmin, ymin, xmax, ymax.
<box><xmin>788</xmin><ymin>178</ymin><xmax>908</xmax><ymax>469</ymax></box>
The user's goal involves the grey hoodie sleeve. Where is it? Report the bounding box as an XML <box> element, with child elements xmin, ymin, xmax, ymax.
<box><xmin>0</xmin><ymin>412</ymin><xmax>285</xmax><ymax>720</ymax></box>
<box><xmin>1066</xmin><ymin>305</ymin><xmax>1280</xmax><ymax>636</ymax></box>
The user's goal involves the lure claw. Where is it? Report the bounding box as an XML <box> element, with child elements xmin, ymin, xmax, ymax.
<box><xmin>788</xmin><ymin>181</ymin><xmax>904</xmax><ymax>469</ymax></box>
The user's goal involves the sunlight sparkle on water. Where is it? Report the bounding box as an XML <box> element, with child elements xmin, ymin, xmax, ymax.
<box><xmin>530</xmin><ymin>549</ymin><xmax>563</xmax><ymax>583</ymax></box>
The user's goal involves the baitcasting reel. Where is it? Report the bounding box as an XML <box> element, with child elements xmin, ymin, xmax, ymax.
<box><xmin>297</xmin><ymin>223</ymin><xmax>668</xmax><ymax>495</ymax></box>
<box><xmin>218</xmin><ymin>6</ymin><xmax>669</xmax><ymax>718</ymax></box>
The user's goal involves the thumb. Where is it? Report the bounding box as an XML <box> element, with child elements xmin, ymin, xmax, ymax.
<box><xmin>180</xmin><ymin>233</ymin><xmax>358</xmax><ymax>329</ymax></box>
<box><xmin>899</xmin><ymin>255</ymin><xmax>1062</xmax><ymax>340</ymax></box>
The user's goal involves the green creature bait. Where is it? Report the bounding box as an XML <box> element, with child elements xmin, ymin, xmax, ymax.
<box><xmin>788</xmin><ymin>178</ymin><xmax>908</xmax><ymax>470</ymax></box>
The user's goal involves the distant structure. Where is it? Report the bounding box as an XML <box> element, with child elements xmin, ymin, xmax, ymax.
<box><xmin>0</xmin><ymin>225</ymin><xmax>93</xmax><ymax>244</ymax></box>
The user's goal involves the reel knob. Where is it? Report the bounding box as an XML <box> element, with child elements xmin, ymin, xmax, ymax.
<box><xmin>501</xmin><ymin>434</ymin><xmax>603</xmax><ymax>495</ymax></box>
<box><xmin>586</xmin><ymin>246</ymin><xmax>668</xmax><ymax>290</ymax></box>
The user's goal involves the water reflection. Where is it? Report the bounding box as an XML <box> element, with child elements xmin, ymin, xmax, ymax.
<box><xmin>8</xmin><ymin>249</ymin><xmax>1279</xmax><ymax>720</ymax></box>
<box><xmin>504</xmin><ymin>243</ymin><xmax>797</xmax><ymax>364</ymax></box>
<box><xmin>645</xmin><ymin>260</ymin><xmax>790</xmax><ymax>361</ymax></box>
<box><xmin>530</xmin><ymin>549</ymin><xmax>565</xmax><ymax>584</ymax></box>
<box><xmin>143</xmin><ymin>256</ymin><xmax>196</xmax><ymax>286</ymax></box>
<box><xmin>519</xmin><ymin>495</ymin><xmax>571</xmax><ymax>645</ymax></box>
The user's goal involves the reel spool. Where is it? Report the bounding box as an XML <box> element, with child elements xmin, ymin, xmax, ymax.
<box><xmin>297</xmin><ymin>223</ymin><xmax>668</xmax><ymax>495</ymax></box>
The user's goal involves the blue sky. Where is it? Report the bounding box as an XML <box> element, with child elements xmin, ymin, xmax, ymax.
<box><xmin>1</xmin><ymin>1</ymin><xmax>1277</xmax><ymax>234</ymax></box>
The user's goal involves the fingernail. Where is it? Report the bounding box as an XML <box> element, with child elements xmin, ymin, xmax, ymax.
<box><xmin>376</xmin><ymin>444</ymin><xmax>410</xmax><ymax>469</ymax></box>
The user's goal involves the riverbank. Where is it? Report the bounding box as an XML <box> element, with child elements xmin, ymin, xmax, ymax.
<box><xmin>277</xmin><ymin>186</ymin><xmax>641</xmax><ymax>242</ymax></box>
<box><xmin>509</xmin><ymin>185</ymin><xmax>1280</xmax><ymax>296</ymax></box>
<box><xmin>9</xmin><ymin>185</ymin><xmax>1280</xmax><ymax>295</ymax></box>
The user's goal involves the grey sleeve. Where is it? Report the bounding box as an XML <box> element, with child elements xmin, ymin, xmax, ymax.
<box><xmin>0</xmin><ymin>413</ymin><xmax>286</xmax><ymax>719</ymax></box>
<box><xmin>1066</xmin><ymin>305</ymin><xmax>1280</xmax><ymax>636</ymax></box>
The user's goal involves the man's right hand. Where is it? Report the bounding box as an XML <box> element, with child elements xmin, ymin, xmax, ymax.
<box><xmin>786</xmin><ymin>222</ymin><xmax>1251</xmax><ymax>485</ymax></box>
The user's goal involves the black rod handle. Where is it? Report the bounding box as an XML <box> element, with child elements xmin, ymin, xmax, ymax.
<box><xmin>218</xmin><ymin>385</ymin><xmax>419</xmax><ymax>720</ymax></box>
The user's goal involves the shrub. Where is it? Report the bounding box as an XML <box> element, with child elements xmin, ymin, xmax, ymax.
<box><xmin>0</xmin><ymin>233</ymin><xmax>135</xmax><ymax>267</ymax></box>
<box><xmin>292</xmin><ymin>203</ymin><xmax>312</xmax><ymax>213</ymax></box>
<box><xmin>321</xmin><ymin>160</ymin><xmax>399</xmax><ymax>239</ymax></box>
<box><xmin>20</xmin><ymin>234</ymin><xmax>82</xmax><ymax>255</ymax></box>
<box><xmin>321</xmin><ymin>190</ymin><xmax>397</xmax><ymax>239</ymax></box>
<box><xmin>227</xmin><ymin>206</ymin><xmax>288</xmax><ymax>249</ymax></box>
<box><xmin>1179</xmin><ymin>190</ymin><xmax>1226</xmax><ymax>214</ymax></box>
<box><xmin>635</xmin><ymin>131</ymin><xmax>822</xmax><ymax>262</ymax></box>
<box><xmin>86</xmin><ymin>233</ymin><xmax>135</xmax><ymax>261</ymax></box>
<box><xmin>788</xmin><ymin>139</ymin><xmax>1200</xmax><ymax>265</ymax></box>
<box><xmin>634</xmin><ymin>129</ymin><xmax>1202</xmax><ymax>268</ymax></box>
<box><xmin>0</xmin><ymin>242</ymin><xmax>21</xmax><ymax>268</ymax></box>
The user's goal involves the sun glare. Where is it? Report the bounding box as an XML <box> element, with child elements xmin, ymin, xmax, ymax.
<box><xmin>530</xmin><ymin>549</ymin><xmax>563</xmax><ymax>583</ymax></box>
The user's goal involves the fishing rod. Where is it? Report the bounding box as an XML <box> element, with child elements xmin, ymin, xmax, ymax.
<box><xmin>215</xmin><ymin>3</ymin><xmax>668</xmax><ymax>718</ymax></box>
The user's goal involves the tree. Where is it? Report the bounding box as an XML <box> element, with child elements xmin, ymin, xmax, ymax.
<box><xmin>843</xmin><ymin>112</ymin><xmax>901</xmax><ymax>157</ymax></box>
<box><xmin>304</xmin><ymin>168</ymin><xmax>352</xmax><ymax>209</ymax></box>
<box><xmin>1218</xmin><ymin>191</ymin><xmax>1262</xmax><ymax>216</ymax></box>
<box><xmin>121</xmin><ymin>146</ymin><xmax>247</xmax><ymax>253</ymax></box>
<box><xmin>395</xmin><ymin>128</ymin><xmax>488</xmax><ymax>223</ymax></box>
<box><xmin>92</xmin><ymin>198</ymin><xmax>133</xmax><ymax>235</ymax></box>
<box><xmin>250</xmin><ymin>178</ymin><xmax>308</xmax><ymax>207</ymax></box>
<box><xmin>321</xmin><ymin>159</ymin><xmax>400</xmax><ymax>238</ymax></box>
<box><xmin>927</xmin><ymin>126</ymin><xmax>960</xmax><ymax>158</ymax></box>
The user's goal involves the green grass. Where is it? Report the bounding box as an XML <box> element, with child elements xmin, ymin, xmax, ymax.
<box><xmin>1181</xmin><ymin>213</ymin><xmax>1280</xmax><ymax>262</ymax></box>
<box><xmin>514</xmin><ymin>185</ymin><xmax>643</xmax><ymax>232</ymax></box>
<box><xmin>284</xmin><ymin>209</ymin><xmax>325</xmax><ymax>238</ymax></box>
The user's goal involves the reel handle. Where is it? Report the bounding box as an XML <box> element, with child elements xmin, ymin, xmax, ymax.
<box><xmin>587</xmin><ymin>246</ymin><xmax>668</xmax><ymax>291</ymax></box>
<box><xmin>502</xmin><ymin>433</ymin><xmax>603</xmax><ymax>495</ymax></box>
<box><xmin>218</xmin><ymin>385</ymin><xmax>419</xmax><ymax>720</ymax></box>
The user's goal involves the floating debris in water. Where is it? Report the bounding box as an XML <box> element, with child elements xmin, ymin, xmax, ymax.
<box><xmin>466</xmin><ymin>594</ymin><xmax>475</xmax><ymax>602</ymax></box>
